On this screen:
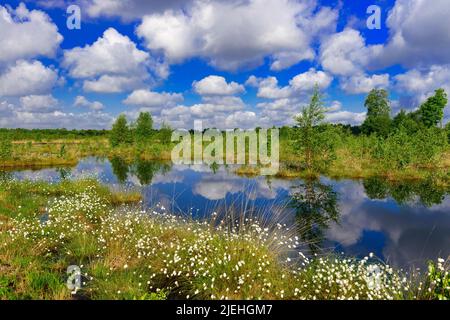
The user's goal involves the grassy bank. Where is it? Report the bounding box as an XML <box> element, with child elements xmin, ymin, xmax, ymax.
<box><xmin>0</xmin><ymin>179</ymin><xmax>448</xmax><ymax>300</ymax></box>
<box><xmin>236</xmin><ymin>136</ymin><xmax>450</xmax><ymax>186</ymax></box>
<box><xmin>0</xmin><ymin>137</ymin><xmax>174</xmax><ymax>169</ymax></box>
<box><xmin>1</xmin><ymin>136</ymin><xmax>450</xmax><ymax>186</ymax></box>
<box><xmin>0</xmin><ymin>138</ymin><xmax>108</xmax><ymax>169</ymax></box>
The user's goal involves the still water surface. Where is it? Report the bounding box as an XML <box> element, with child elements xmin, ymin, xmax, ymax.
<box><xmin>6</xmin><ymin>157</ymin><xmax>450</xmax><ymax>269</ymax></box>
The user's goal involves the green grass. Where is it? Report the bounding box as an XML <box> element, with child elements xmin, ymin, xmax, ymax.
<box><xmin>1</xmin><ymin>133</ymin><xmax>449</xmax><ymax>186</ymax></box>
<box><xmin>235</xmin><ymin>137</ymin><xmax>450</xmax><ymax>186</ymax></box>
<box><xmin>0</xmin><ymin>138</ymin><xmax>108</xmax><ymax>169</ymax></box>
<box><xmin>0</xmin><ymin>138</ymin><xmax>174</xmax><ymax>169</ymax></box>
<box><xmin>0</xmin><ymin>179</ymin><xmax>448</xmax><ymax>300</ymax></box>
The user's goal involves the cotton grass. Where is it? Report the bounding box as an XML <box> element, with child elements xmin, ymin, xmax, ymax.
<box><xmin>1</xmin><ymin>179</ymin><xmax>448</xmax><ymax>300</ymax></box>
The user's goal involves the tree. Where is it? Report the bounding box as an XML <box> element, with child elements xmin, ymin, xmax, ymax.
<box><xmin>158</xmin><ymin>122</ymin><xmax>173</xmax><ymax>144</ymax></box>
<box><xmin>135</xmin><ymin>112</ymin><xmax>153</xmax><ymax>142</ymax></box>
<box><xmin>419</xmin><ymin>88</ymin><xmax>448</xmax><ymax>128</ymax></box>
<box><xmin>392</xmin><ymin>110</ymin><xmax>408</xmax><ymax>128</ymax></box>
<box><xmin>364</xmin><ymin>88</ymin><xmax>391</xmax><ymax>115</ymax></box>
<box><xmin>361</xmin><ymin>89</ymin><xmax>392</xmax><ymax>137</ymax></box>
<box><xmin>392</xmin><ymin>109</ymin><xmax>422</xmax><ymax>134</ymax></box>
<box><xmin>293</xmin><ymin>85</ymin><xmax>336</xmax><ymax>171</ymax></box>
<box><xmin>110</xmin><ymin>114</ymin><xmax>132</xmax><ymax>147</ymax></box>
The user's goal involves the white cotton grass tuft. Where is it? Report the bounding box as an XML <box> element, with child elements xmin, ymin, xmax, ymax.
<box><xmin>3</xmin><ymin>179</ymin><xmax>448</xmax><ymax>300</ymax></box>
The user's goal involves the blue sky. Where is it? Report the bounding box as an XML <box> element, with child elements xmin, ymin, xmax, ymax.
<box><xmin>0</xmin><ymin>0</ymin><xmax>449</xmax><ymax>129</ymax></box>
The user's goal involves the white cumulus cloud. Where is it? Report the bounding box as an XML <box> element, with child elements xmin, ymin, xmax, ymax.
<box><xmin>320</xmin><ymin>28</ymin><xmax>382</xmax><ymax>77</ymax></box>
<box><xmin>0</xmin><ymin>60</ymin><xmax>59</xmax><ymax>97</ymax></box>
<box><xmin>63</xmin><ymin>28</ymin><xmax>164</xmax><ymax>93</ymax></box>
<box><xmin>20</xmin><ymin>94</ymin><xmax>58</xmax><ymax>113</ymax></box>
<box><xmin>379</xmin><ymin>0</ymin><xmax>450</xmax><ymax>68</ymax></box>
<box><xmin>394</xmin><ymin>65</ymin><xmax>450</xmax><ymax>113</ymax></box>
<box><xmin>0</xmin><ymin>3</ymin><xmax>62</xmax><ymax>64</ymax></box>
<box><xmin>137</xmin><ymin>0</ymin><xmax>337</xmax><ymax>71</ymax></box>
<box><xmin>325</xmin><ymin>110</ymin><xmax>366</xmax><ymax>126</ymax></box>
<box><xmin>123</xmin><ymin>89</ymin><xmax>183</xmax><ymax>109</ymax></box>
<box><xmin>85</xmin><ymin>0</ymin><xmax>188</xmax><ymax>21</ymax></box>
<box><xmin>74</xmin><ymin>95</ymin><xmax>104</xmax><ymax>111</ymax></box>
<box><xmin>247</xmin><ymin>68</ymin><xmax>333</xmax><ymax>99</ymax></box>
<box><xmin>340</xmin><ymin>74</ymin><xmax>390</xmax><ymax>95</ymax></box>
<box><xmin>193</xmin><ymin>76</ymin><xmax>245</xmax><ymax>96</ymax></box>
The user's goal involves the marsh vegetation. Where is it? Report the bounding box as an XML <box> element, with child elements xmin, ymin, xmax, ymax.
<box><xmin>0</xmin><ymin>178</ymin><xmax>448</xmax><ymax>300</ymax></box>
<box><xmin>0</xmin><ymin>88</ymin><xmax>449</xmax><ymax>300</ymax></box>
<box><xmin>1</xmin><ymin>89</ymin><xmax>449</xmax><ymax>184</ymax></box>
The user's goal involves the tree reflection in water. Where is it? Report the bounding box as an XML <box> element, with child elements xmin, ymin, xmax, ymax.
<box><xmin>134</xmin><ymin>159</ymin><xmax>171</xmax><ymax>185</ymax></box>
<box><xmin>110</xmin><ymin>156</ymin><xmax>129</xmax><ymax>184</ymax></box>
<box><xmin>363</xmin><ymin>176</ymin><xmax>447</xmax><ymax>207</ymax></box>
<box><xmin>56</xmin><ymin>167</ymin><xmax>71</xmax><ymax>180</ymax></box>
<box><xmin>289</xmin><ymin>180</ymin><xmax>340</xmax><ymax>255</ymax></box>
<box><xmin>110</xmin><ymin>156</ymin><xmax>171</xmax><ymax>185</ymax></box>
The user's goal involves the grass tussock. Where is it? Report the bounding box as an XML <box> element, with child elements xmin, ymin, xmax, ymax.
<box><xmin>0</xmin><ymin>179</ymin><xmax>448</xmax><ymax>300</ymax></box>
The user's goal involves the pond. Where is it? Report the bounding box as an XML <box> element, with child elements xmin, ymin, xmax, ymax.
<box><xmin>4</xmin><ymin>157</ymin><xmax>450</xmax><ymax>270</ymax></box>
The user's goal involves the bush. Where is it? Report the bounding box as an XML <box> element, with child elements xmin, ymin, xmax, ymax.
<box><xmin>372</xmin><ymin>127</ymin><xmax>448</xmax><ymax>169</ymax></box>
<box><xmin>0</xmin><ymin>135</ymin><xmax>13</xmax><ymax>160</ymax></box>
<box><xmin>157</xmin><ymin>122</ymin><xmax>173</xmax><ymax>144</ymax></box>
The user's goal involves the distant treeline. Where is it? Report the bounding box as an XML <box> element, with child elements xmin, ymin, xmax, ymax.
<box><xmin>0</xmin><ymin>128</ymin><xmax>109</xmax><ymax>140</ymax></box>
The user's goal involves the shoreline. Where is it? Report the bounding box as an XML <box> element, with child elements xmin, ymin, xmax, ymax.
<box><xmin>0</xmin><ymin>178</ymin><xmax>448</xmax><ymax>300</ymax></box>
<box><xmin>1</xmin><ymin>138</ymin><xmax>449</xmax><ymax>186</ymax></box>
